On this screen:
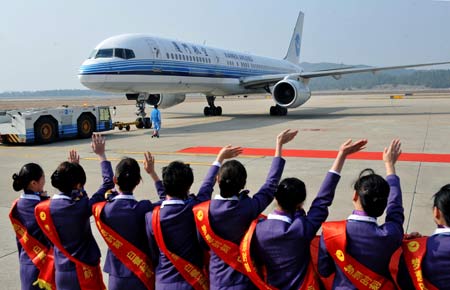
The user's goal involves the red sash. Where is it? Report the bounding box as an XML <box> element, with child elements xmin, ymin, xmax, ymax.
<box><xmin>240</xmin><ymin>216</ymin><xmax>320</xmax><ymax>290</ymax></box>
<box><xmin>193</xmin><ymin>201</ymin><xmax>247</xmax><ymax>275</ymax></box>
<box><xmin>92</xmin><ymin>201</ymin><xmax>155</xmax><ymax>289</ymax></box>
<box><xmin>35</xmin><ymin>200</ymin><xmax>106</xmax><ymax>290</ymax></box>
<box><xmin>322</xmin><ymin>221</ymin><xmax>396</xmax><ymax>290</ymax></box>
<box><xmin>151</xmin><ymin>206</ymin><xmax>209</xmax><ymax>290</ymax></box>
<box><xmin>9</xmin><ymin>199</ymin><xmax>56</xmax><ymax>290</ymax></box>
<box><xmin>390</xmin><ymin>237</ymin><xmax>438</xmax><ymax>290</ymax></box>
<box><xmin>310</xmin><ymin>236</ymin><xmax>335</xmax><ymax>290</ymax></box>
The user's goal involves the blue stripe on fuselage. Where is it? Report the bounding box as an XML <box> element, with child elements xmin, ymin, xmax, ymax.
<box><xmin>79</xmin><ymin>59</ymin><xmax>293</xmax><ymax>79</ymax></box>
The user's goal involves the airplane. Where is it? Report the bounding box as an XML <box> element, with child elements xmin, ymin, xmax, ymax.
<box><xmin>78</xmin><ymin>11</ymin><xmax>450</xmax><ymax>127</ymax></box>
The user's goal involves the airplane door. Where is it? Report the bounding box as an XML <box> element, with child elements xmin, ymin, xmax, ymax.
<box><xmin>146</xmin><ymin>39</ymin><xmax>161</xmax><ymax>59</ymax></box>
<box><xmin>146</xmin><ymin>39</ymin><xmax>161</xmax><ymax>73</ymax></box>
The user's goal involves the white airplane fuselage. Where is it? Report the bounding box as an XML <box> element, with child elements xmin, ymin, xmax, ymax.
<box><xmin>79</xmin><ymin>12</ymin><xmax>450</xmax><ymax>117</ymax></box>
<box><xmin>79</xmin><ymin>34</ymin><xmax>301</xmax><ymax>96</ymax></box>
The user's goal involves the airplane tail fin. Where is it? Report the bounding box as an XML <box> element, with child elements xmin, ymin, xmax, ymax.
<box><xmin>284</xmin><ymin>11</ymin><xmax>304</xmax><ymax>64</ymax></box>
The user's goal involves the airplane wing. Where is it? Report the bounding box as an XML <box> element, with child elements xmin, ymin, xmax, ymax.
<box><xmin>240</xmin><ymin>61</ymin><xmax>450</xmax><ymax>89</ymax></box>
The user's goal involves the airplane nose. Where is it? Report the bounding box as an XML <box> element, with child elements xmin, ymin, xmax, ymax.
<box><xmin>78</xmin><ymin>60</ymin><xmax>105</xmax><ymax>90</ymax></box>
<box><xmin>78</xmin><ymin>73</ymin><xmax>104</xmax><ymax>90</ymax></box>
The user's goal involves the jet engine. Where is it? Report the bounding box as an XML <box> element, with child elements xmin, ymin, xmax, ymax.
<box><xmin>272</xmin><ymin>79</ymin><xmax>311</xmax><ymax>108</ymax></box>
<box><xmin>126</xmin><ymin>93</ymin><xmax>186</xmax><ymax>109</ymax></box>
<box><xmin>145</xmin><ymin>93</ymin><xmax>186</xmax><ymax>109</ymax></box>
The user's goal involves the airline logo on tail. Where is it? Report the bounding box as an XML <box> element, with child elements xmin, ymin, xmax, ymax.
<box><xmin>295</xmin><ymin>34</ymin><xmax>301</xmax><ymax>57</ymax></box>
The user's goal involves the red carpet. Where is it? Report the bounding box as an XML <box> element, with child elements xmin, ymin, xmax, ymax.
<box><xmin>178</xmin><ymin>147</ymin><xmax>450</xmax><ymax>163</ymax></box>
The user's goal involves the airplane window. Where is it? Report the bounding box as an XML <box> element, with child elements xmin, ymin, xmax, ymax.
<box><xmin>115</xmin><ymin>48</ymin><xmax>126</xmax><ymax>59</ymax></box>
<box><xmin>166</xmin><ymin>53</ymin><xmax>170</xmax><ymax>59</ymax></box>
<box><xmin>171</xmin><ymin>53</ymin><xmax>174</xmax><ymax>59</ymax></box>
<box><xmin>124</xmin><ymin>49</ymin><xmax>135</xmax><ymax>59</ymax></box>
<box><xmin>96</xmin><ymin>49</ymin><xmax>114</xmax><ymax>58</ymax></box>
<box><xmin>175</xmin><ymin>54</ymin><xmax>179</xmax><ymax>60</ymax></box>
<box><xmin>88</xmin><ymin>49</ymin><xmax>97</xmax><ymax>59</ymax></box>
<box><xmin>189</xmin><ymin>56</ymin><xmax>193</xmax><ymax>61</ymax></box>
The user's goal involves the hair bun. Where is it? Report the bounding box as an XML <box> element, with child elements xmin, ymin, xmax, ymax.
<box><xmin>12</xmin><ymin>173</ymin><xmax>19</xmax><ymax>180</ymax></box>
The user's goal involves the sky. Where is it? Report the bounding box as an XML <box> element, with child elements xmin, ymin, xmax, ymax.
<box><xmin>1</xmin><ymin>0</ymin><xmax>450</xmax><ymax>92</ymax></box>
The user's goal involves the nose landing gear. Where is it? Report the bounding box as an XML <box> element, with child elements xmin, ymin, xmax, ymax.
<box><xmin>203</xmin><ymin>96</ymin><xmax>222</xmax><ymax>116</ymax></box>
<box><xmin>135</xmin><ymin>94</ymin><xmax>152</xmax><ymax>128</ymax></box>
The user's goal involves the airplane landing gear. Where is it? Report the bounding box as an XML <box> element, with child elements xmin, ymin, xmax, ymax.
<box><xmin>270</xmin><ymin>105</ymin><xmax>288</xmax><ymax>116</ymax></box>
<box><xmin>135</xmin><ymin>96</ymin><xmax>152</xmax><ymax>129</ymax></box>
<box><xmin>204</xmin><ymin>96</ymin><xmax>222</xmax><ymax>116</ymax></box>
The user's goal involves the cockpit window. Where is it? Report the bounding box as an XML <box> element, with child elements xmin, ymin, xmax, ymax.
<box><xmin>88</xmin><ymin>49</ymin><xmax>97</xmax><ymax>59</ymax></box>
<box><xmin>95</xmin><ymin>48</ymin><xmax>135</xmax><ymax>59</ymax></box>
<box><xmin>113</xmin><ymin>48</ymin><xmax>135</xmax><ymax>59</ymax></box>
<box><xmin>115</xmin><ymin>48</ymin><xmax>126</xmax><ymax>59</ymax></box>
<box><xmin>125</xmin><ymin>49</ymin><xmax>135</xmax><ymax>59</ymax></box>
<box><xmin>95</xmin><ymin>49</ymin><xmax>113</xmax><ymax>58</ymax></box>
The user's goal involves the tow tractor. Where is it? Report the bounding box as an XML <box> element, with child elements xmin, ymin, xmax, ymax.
<box><xmin>0</xmin><ymin>105</ymin><xmax>113</xmax><ymax>144</ymax></box>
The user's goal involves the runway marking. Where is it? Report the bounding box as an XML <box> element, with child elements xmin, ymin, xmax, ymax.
<box><xmin>178</xmin><ymin>147</ymin><xmax>450</xmax><ymax>163</ymax></box>
<box><xmin>82</xmin><ymin>157</ymin><xmax>212</xmax><ymax>166</ymax></box>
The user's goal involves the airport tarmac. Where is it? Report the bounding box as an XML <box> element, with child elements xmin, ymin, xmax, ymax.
<box><xmin>1</xmin><ymin>92</ymin><xmax>450</xmax><ymax>288</ymax></box>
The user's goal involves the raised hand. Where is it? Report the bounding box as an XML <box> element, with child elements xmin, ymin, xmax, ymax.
<box><xmin>144</xmin><ymin>152</ymin><xmax>155</xmax><ymax>175</ymax></box>
<box><xmin>383</xmin><ymin>139</ymin><xmax>402</xmax><ymax>165</ymax></box>
<box><xmin>68</xmin><ymin>149</ymin><xmax>80</xmax><ymax>164</ymax></box>
<box><xmin>339</xmin><ymin>139</ymin><xmax>368</xmax><ymax>156</ymax></box>
<box><xmin>91</xmin><ymin>133</ymin><xmax>106</xmax><ymax>161</ymax></box>
<box><xmin>144</xmin><ymin>151</ymin><xmax>160</xmax><ymax>181</ymax></box>
<box><xmin>216</xmin><ymin>145</ymin><xmax>243</xmax><ymax>163</ymax></box>
<box><xmin>331</xmin><ymin>138</ymin><xmax>367</xmax><ymax>173</ymax></box>
<box><xmin>275</xmin><ymin>129</ymin><xmax>298</xmax><ymax>157</ymax></box>
<box><xmin>383</xmin><ymin>139</ymin><xmax>402</xmax><ymax>176</ymax></box>
<box><xmin>277</xmin><ymin>129</ymin><xmax>298</xmax><ymax>146</ymax></box>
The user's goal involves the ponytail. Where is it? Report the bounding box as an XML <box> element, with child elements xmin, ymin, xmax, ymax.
<box><xmin>12</xmin><ymin>163</ymin><xmax>44</xmax><ymax>192</ymax></box>
<box><xmin>354</xmin><ymin>168</ymin><xmax>390</xmax><ymax>217</ymax></box>
<box><xmin>51</xmin><ymin>161</ymin><xmax>86</xmax><ymax>193</ymax></box>
<box><xmin>218</xmin><ymin>160</ymin><xmax>247</xmax><ymax>198</ymax></box>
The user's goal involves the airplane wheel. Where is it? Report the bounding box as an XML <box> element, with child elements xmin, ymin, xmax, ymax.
<box><xmin>216</xmin><ymin>106</ymin><xmax>222</xmax><ymax>116</ymax></box>
<box><xmin>136</xmin><ymin>117</ymin><xmax>144</xmax><ymax>129</ymax></box>
<box><xmin>118</xmin><ymin>125</ymin><xmax>123</xmax><ymax>130</ymax></box>
<box><xmin>270</xmin><ymin>106</ymin><xmax>277</xmax><ymax>116</ymax></box>
<box><xmin>204</xmin><ymin>107</ymin><xmax>211</xmax><ymax>116</ymax></box>
<box><xmin>270</xmin><ymin>106</ymin><xmax>288</xmax><ymax>116</ymax></box>
<box><xmin>125</xmin><ymin>125</ymin><xmax>130</xmax><ymax>131</ymax></box>
<box><xmin>143</xmin><ymin>117</ymin><xmax>152</xmax><ymax>129</ymax></box>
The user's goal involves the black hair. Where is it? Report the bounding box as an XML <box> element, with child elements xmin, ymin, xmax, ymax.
<box><xmin>12</xmin><ymin>163</ymin><xmax>44</xmax><ymax>192</ymax></box>
<box><xmin>275</xmin><ymin>178</ymin><xmax>306</xmax><ymax>212</ymax></box>
<box><xmin>154</xmin><ymin>105</ymin><xmax>158</xmax><ymax>109</ymax></box>
<box><xmin>354</xmin><ymin>168</ymin><xmax>390</xmax><ymax>217</ymax></box>
<box><xmin>218</xmin><ymin>160</ymin><xmax>247</xmax><ymax>198</ymax></box>
<box><xmin>433</xmin><ymin>184</ymin><xmax>450</xmax><ymax>226</ymax></box>
<box><xmin>115</xmin><ymin>157</ymin><xmax>141</xmax><ymax>192</ymax></box>
<box><xmin>51</xmin><ymin>161</ymin><xmax>86</xmax><ymax>194</ymax></box>
<box><xmin>162</xmin><ymin>161</ymin><xmax>193</xmax><ymax>198</ymax></box>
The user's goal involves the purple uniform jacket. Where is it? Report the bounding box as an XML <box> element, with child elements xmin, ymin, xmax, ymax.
<box><xmin>252</xmin><ymin>171</ymin><xmax>340</xmax><ymax>290</ymax></box>
<box><xmin>145</xmin><ymin>164</ymin><xmax>219</xmax><ymax>290</ymax></box>
<box><xmin>208</xmin><ymin>157</ymin><xmax>285</xmax><ymax>290</ymax></box>
<box><xmin>397</xmin><ymin>229</ymin><xmax>450</xmax><ymax>289</ymax></box>
<box><xmin>318</xmin><ymin>174</ymin><xmax>404</xmax><ymax>290</ymax></box>
<box><xmin>102</xmin><ymin>179</ymin><xmax>165</xmax><ymax>289</ymax></box>
<box><xmin>16</xmin><ymin>192</ymin><xmax>52</xmax><ymax>290</ymax></box>
<box><xmin>49</xmin><ymin>161</ymin><xmax>113</xmax><ymax>289</ymax></box>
